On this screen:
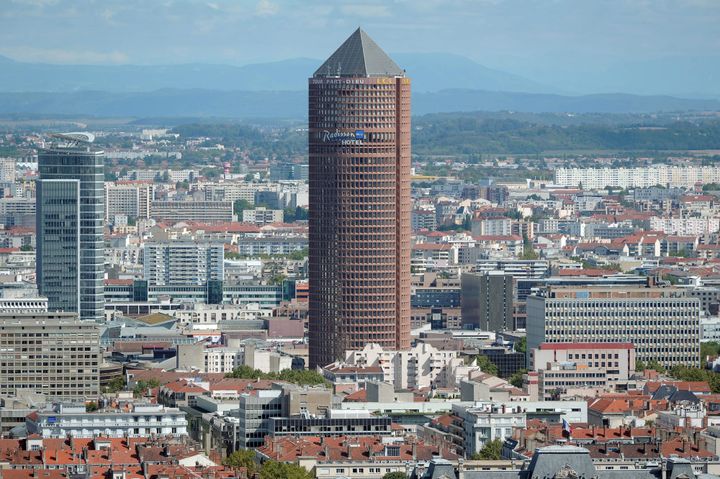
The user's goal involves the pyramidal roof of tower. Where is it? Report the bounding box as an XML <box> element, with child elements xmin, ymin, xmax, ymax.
<box><xmin>314</xmin><ymin>28</ymin><xmax>404</xmax><ymax>78</ymax></box>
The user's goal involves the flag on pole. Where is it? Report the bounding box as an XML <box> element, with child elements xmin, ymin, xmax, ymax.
<box><xmin>562</xmin><ymin>418</ymin><xmax>572</xmax><ymax>438</ymax></box>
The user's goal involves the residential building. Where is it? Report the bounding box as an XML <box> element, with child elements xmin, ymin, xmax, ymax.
<box><xmin>0</xmin><ymin>198</ymin><xmax>35</xmax><ymax>227</ymax></box>
<box><xmin>104</xmin><ymin>182</ymin><xmax>154</xmax><ymax>220</ymax></box>
<box><xmin>412</xmin><ymin>209</ymin><xmax>437</xmax><ymax>231</ymax></box>
<box><xmin>451</xmin><ymin>402</ymin><xmax>526</xmax><ymax>457</ymax></box>
<box><xmin>28</xmin><ymin>402</ymin><xmax>188</xmax><ymax>438</ymax></box>
<box><xmin>308</xmin><ymin>29</ymin><xmax>411</xmax><ymax>367</ymax></box>
<box><xmin>143</xmin><ymin>242</ymin><xmax>224</xmax><ymax>286</ymax></box>
<box><xmin>323</xmin><ymin>342</ymin><xmax>478</xmax><ymax>390</ymax></box>
<box><xmin>530</xmin><ymin>343</ymin><xmax>636</xmax><ymax>399</ymax></box>
<box><xmin>151</xmin><ymin>200</ymin><xmax>233</xmax><ymax>223</ymax></box>
<box><xmin>474</xmin><ymin>259</ymin><xmax>549</xmax><ymax>279</ymax></box>
<box><xmin>242</xmin><ymin>206</ymin><xmax>283</xmax><ymax>225</ymax></box>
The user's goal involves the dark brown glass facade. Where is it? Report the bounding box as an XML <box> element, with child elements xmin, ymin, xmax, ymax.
<box><xmin>308</xmin><ymin>76</ymin><xmax>412</xmax><ymax>368</ymax></box>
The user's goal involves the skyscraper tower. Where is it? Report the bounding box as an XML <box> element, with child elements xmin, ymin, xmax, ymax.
<box><xmin>308</xmin><ymin>29</ymin><xmax>411</xmax><ymax>368</ymax></box>
<box><xmin>36</xmin><ymin>133</ymin><xmax>105</xmax><ymax>322</ymax></box>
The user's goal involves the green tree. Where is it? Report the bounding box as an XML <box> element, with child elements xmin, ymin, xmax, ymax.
<box><xmin>234</xmin><ymin>199</ymin><xmax>253</xmax><ymax>219</ymax></box>
<box><xmin>269</xmin><ymin>273</ymin><xmax>287</xmax><ymax>285</ymax></box>
<box><xmin>223</xmin><ymin>449</ymin><xmax>258</xmax><ymax>476</ymax></box>
<box><xmin>700</xmin><ymin>341</ymin><xmax>720</xmax><ymax>362</ymax></box>
<box><xmin>509</xmin><ymin>369</ymin><xmax>527</xmax><ymax>388</ymax></box>
<box><xmin>475</xmin><ymin>355</ymin><xmax>499</xmax><ymax>377</ymax></box>
<box><xmin>20</xmin><ymin>244</ymin><xmax>34</xmax><ymax>251</ymax></box>
<box><xmin>103</xmin><ymin>376</ymin><xmax>126</xmax><ymax>393</ymax></box>
<box><xmin>271</xmin><ymin>369</ymin><xmax>329</xmax><ymax>387</ymax></box>
<box><xmin>636</xmin><ymin>359</ymin><xmax>646</xmax><ymax>372</ymax></box>
<box><xmin>86</xmin><ymin>401</ymin><xmax>98</xmax><ymax>412</ymax></box>
<box><xmin>283</xmin><ymin>206</ymin><xmax>308</xmax><ymax>223</ymax></box>
<box><xmin>670</xmin><ymin>366</ymin><xmax>720</xmax><ymax>393</ymax></box>
<box><xmin>514</xmin><ymin>337</ymin><xmax>526</xmax><ymax>354</ymax></box>
<box><xmin>471</xmin><ymin>439</ymin><xmax>503</xmax><ymax>460</ymax></box>
<box><xmin>259</xmin><ymin>461</ymin><xmax>313</xmax><ymax>479</ymax></box>
<box><xmin>702</xmin><ymin>342</ymin><xmax>720</xmax><ymax>359</ymax></box>
<box><xmin>382</xmin><ymin>473</ymin><xmax>408</xmax><ymax>479</ymax></box>
<box><xmin>645</xmin><ymin>359</ymin><xmax>666</xmax><ymax>374</ymax></box>
<box><xmin>133</xmin><ymin>379</ymin><xmax>160</xmax><ymax>397</ymax></box>
<box><xmin>225</xmin><ymin>365</ymin><xmax>265</xmax><ymax>380</ymax></box>
<box><xmin>225</xmin><ymin>366</ymin><xmax>329</xmax><ymax>387</ymax></box>
<box><xmin>287</xmin><ymin>248</ymin><xmax>309</xmax><ymax>261</ymax></box>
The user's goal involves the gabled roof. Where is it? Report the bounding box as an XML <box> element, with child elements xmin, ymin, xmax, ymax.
<box><xmin>314</xmin><ymin>28</ymin><xmax>404</xmax><ymax>78</ymax></box>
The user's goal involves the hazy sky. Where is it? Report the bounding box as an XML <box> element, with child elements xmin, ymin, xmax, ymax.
<box><xmin>2</xmin><ymin>0</ymin><xmax>719</xmax><ymax>79</ymax></box>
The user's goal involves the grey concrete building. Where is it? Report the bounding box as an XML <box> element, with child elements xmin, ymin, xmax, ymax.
<box><xmin>527</xmin><ymin>286</ymin><xmax>701</xmax><ymax>369</ymax></box>
<box><xmin>0</xmin><ymin>313</ymin><xmax>99</xmax><ymax>399</ymax></box>
<box><xmin>37</xmin><ymin>133</ymin><xmax>105</xmax><ymax>321</ymax></box>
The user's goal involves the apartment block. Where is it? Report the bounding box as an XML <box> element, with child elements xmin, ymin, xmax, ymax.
<box><xmin>242</xmin><ymin>206</ymin><xmax>284</xmax><ymax>225</ymax></box>
<box><xmin>151</xmin><ymin>200</ymin><xmax>233</xmax><ymax>223</ymax></box>
<box><xmin>28</xmin><ymin>402</ymin><xmax>188</xmax><ymax>438</ymax></box>
<box><xmin>143</xmin><ymin>242</ymin><xmax>224</xmax><ymax>286</ymax></box>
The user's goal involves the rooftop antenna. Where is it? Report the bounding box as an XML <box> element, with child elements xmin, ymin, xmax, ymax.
<box><xmin>336</xmin><ymin>62</ymin><xmax>342</xmax><ymax>77</ymax></box>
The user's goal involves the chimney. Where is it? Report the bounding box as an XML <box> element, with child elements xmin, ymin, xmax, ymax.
<box><xmin>412</xmin><ymin>443</ymin><xmax>417</xmax><ymax>461</ymax></box>
<box><xmin>41</xmin><ymin>447</ymin><xmax>46</xmax><ymax>464</ymax></box>
<box><xmin>163</xmin><ymin>445</ymin><xmax>170</xmax><ymax>457</ymax></box>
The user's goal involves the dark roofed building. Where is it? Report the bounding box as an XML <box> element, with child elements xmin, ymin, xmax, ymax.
<box><xmin>414</xmin><ymin>446</ymin><xmax>719</xmax><ymax>478</ymax></box>
<box><xmin>314</xmin><ymin>28</ymin><xmax>404</xmax><ymax>78</ymax></box>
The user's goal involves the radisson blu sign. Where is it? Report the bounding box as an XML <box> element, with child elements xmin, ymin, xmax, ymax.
<box><xmin>322</xmin><ymin>129</ymin><xmax>365</xmax><ymax>145</ymax></box>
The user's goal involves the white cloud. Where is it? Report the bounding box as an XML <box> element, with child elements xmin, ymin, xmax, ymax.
<box><xmin>0</xmin><ymin>46</ymin><xmax>129</xmax><ymax>64</ymax></box>
<box><xmin>339</xmin><ymin>4</ymin><xmax>391</xmax><ymax>18</ymax></box>
<box><xmin>255</xmin><ymin>0</ymin><xmax>279</xmax><ymax>16</ymax></box>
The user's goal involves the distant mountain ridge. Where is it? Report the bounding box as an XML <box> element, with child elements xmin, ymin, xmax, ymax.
<box><xmin>0</xmin><ymin>88</ymin><xmax>717</xmax><ymax>118</ymax></box>
<box><xmin>0</xmin><ymin>53</ymin><xmax>552</xmax><ymax>94</ymax></box>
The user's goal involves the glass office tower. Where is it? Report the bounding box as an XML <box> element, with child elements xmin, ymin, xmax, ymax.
<box><xmin>37</xmin><ymin>133</ymin><xmax>105</xmax><ymax>322</ymax></box>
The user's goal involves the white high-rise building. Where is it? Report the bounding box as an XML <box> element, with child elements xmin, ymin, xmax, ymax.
<box><xmin>143</xmin><ymin>242</ymin><xmax>224</xmax><ymax>286</ymax></box>
<box><xmin>555</xmin><ymin>165</ymin><xmax>720</xmax><ymax>189</ymax></box>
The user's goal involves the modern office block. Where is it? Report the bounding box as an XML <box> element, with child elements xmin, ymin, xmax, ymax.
<box><xmin>527</xmin><ymin>286</ymin><xmax>700</xmax><ymax>369</ymax></box>
<box><xmin>37</xmin><ymin>133</ymin><xmax>105</xmax><ymax>321</ymax></box>
<box><xmin>0</xmin><ymin>312</ymin><xmax>99</xmax><ymax>399</ymax></box>
<box><xmin>308</xmin><ymin>29</ymin><xmax>411</xmax><ymax>368</ymax></box>
<box><xmin>461</xmin><ymin>272</ymin><xmax>514</xmax><ymax>331</ymax></box>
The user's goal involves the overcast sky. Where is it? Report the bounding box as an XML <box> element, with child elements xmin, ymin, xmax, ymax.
<box><xmin>2</xmin><ymin>0</ymin><xmax>719</xmax><ymax>87</ymax></box>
